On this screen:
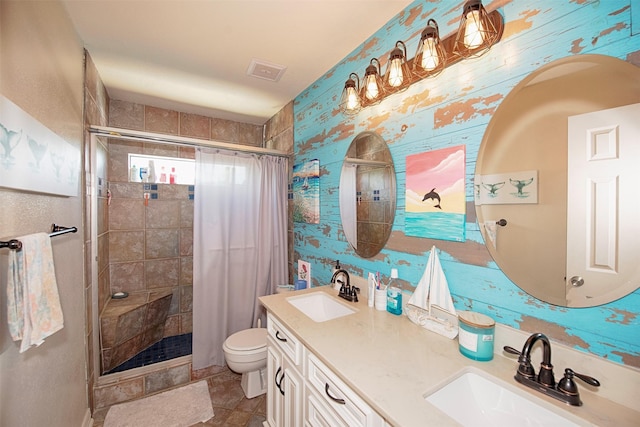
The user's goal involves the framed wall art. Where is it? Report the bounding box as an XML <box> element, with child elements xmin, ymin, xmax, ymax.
<box><xmin>0</xmin><ymin>96</ymin><xmax>80</xmax><ymax>197</ymax></box>
<box><xmin>405</xmin><ymin>145</ymin><xmax>466</xmax><ymax>242</ymax></box>
<box><xmin>293</xmin><ymin>159</ymin><xmax>319</xmax><ymax>224</ymax></box>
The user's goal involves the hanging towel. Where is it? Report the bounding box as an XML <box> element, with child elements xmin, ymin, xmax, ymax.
<box><xmin>411</xmin><ymin>246</ymin><xmax>456</xmax><ymax>315</ymax></box>
<box><xmin>6</xmin><ymin>232</ymin><xmax>64</xmax><ymax>353</ymax></box>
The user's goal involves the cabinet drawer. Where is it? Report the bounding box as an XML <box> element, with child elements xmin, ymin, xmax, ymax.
<box><xmin>307</xmin><ymin>353</ymin><xmax>383</xmax><ymax>427</ymax></box>
<box><xmin>267</xmin><ymin>313</ymin><xmax>302</xmax><ymax>366</ymax></box>
<box><xmin>306</xmin><ymin>388</ymin><xmax>348</xmax><ymax>427</ymax></box>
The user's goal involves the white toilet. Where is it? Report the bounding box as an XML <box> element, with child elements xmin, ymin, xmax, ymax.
<box><xmin>223</xmin><ymin>286</ymin><xmax>292</xmax><ymax>398</ymax></box>
<box><xmin>223</xmin><ymin>327</ymin><xmax>268</xmax><ymax>399</ymax></box>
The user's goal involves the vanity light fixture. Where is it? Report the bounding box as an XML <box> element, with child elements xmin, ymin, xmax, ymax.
<box><xmin>360</xmin><ymin>58</ymin><xmax>385</xmax><ymax>106</ymax></box>
<box><xmin>338</xmin><ymin>0</ymin><xmax>503</xmax><ymax>115</ymax></box>
<box><xmin>339</xmin><ymin>73</ymin><xmax>362</xmax><ymax>115</ymax></box>
<box><xmin>452</xmin><ymin>0</ymin><xmax>500</xmax><ymax>58</ymax></box>
<box><xmin>384</xmin><ymin>41</ymin><xmax>412</xmax><ymax>92</ymax></box>
<box><xmin>413</xmin><ymin>19</ymin><xmax>447</xmax><ymax>78</ymax></box>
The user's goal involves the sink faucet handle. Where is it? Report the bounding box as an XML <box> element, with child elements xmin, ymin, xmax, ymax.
<box><xmin>557</xmin><ymin>369</ymin><xmax>579</xmax><ymax>395</ymax></box>
<box><xmin>503</xmin><ymin>346</ymin><xmax>536</xmax><ymax>379</ymax></box>
<box><xmin>503</xmin><ymin>346</ymin><xmax>521</xmax><ymax>356</ymax></box>
<box><xmin>563</xmin><ymin>368</ymin><xmax>600</xmax><ymax>388</ymax></box>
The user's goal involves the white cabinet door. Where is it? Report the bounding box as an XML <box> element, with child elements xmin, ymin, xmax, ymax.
<box><xmin>266</xmin><ymin>314</ymin><xmax>304</xmax><ymax>427</ymax></box>
<box><xmin>282</xmin><ymin>355</ymin><xmax>304</xmax><ymax>427</ymax></box>
<box><xmin>266</xmin><ymin>340</ymin><xmax>283</xmax><ymax>427</ymax></box>
<box><xmin>567</xmin><ymin>103</ymin><xmax>640</xmax><ymax>306</ymax></box>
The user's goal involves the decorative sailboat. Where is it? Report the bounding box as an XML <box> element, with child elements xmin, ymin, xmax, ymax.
<box><xmin>406</xmin><ymin>245</ymin><xmax>459</xmax><ymax>339</ymax></box>
<box><xmin>302</xmin><ymin>176</ymin><xmax>309</xmax><ymax>190</ymax></box>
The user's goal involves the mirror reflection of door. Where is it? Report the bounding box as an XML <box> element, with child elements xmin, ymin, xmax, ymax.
<box><xmin>474</xmin><ymin>54</ymin><xmax>640</xmax><ymax>307</ymax></box>
<box><xmin>566</xmin><ymin>103</ymin><xmax>640</xmax><ymax>307</ymax></box>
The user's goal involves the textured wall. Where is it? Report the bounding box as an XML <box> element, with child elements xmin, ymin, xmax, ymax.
<box><xmin>293</xmin><ymin>0</ymin><xmax>640</xmax><ymax>368</ymax></box>
<box><xmin>0</xmin><ymin>0</ymin><xmax>88</xmax><ymax>425</ymax></box>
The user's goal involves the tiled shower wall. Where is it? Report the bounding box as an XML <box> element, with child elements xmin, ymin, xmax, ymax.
<box><xmin>105</xmin><ymin>100</ymin><xmax>266</xmax><ymax>345</ymax></box>
<box><xmin>106</xmin><ymin>138</ymin><xmax>195</xmax><ymax>342</ymax></box>
<box><xmin>264</xmin><ymin>101</ymin><xmax>295</xmax><ymax>284</ymax></box>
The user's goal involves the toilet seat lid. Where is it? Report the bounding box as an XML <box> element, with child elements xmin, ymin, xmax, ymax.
<box><xmin>226</xmin><ymin>328</ymin><xmax>267</xmax><ymax>351</ymax></box>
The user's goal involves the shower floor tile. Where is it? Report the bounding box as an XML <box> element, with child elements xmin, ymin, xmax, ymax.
<box><xmin>107</xmin><ymin>333</ymin><xmax>192</xmax><ymax>374</ymax></box>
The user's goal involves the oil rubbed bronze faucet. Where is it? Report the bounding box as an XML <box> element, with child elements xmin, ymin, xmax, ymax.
<box><xmin>504</xmin><ymin>333</ymin><xmax>600</xmax><ymax>406</ymax></box>
<box><xmin>331</xmin><ymin>269</ymin><xmax>359</xmax><ymax>302</ymax></box>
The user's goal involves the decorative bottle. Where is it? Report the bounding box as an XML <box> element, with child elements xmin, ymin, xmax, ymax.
<box><xmin>147</xmin><ymin>160</ymin><xmax>157</xmax><ymax>183</ymax></box>
<box><xmin>386</xmin><ymin>268</ymin><xmax>402</xmax><ymax>315</ymax></box>
<box><xmin>129</xmin><ymin>165</ymin><xmax>139</xmax><ymax>182</ymax></box>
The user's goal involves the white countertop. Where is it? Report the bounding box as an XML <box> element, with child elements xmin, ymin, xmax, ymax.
<box><xmin>260</xmin><ymin>285</ymin><xmax>640</xmax><ymax>427</ymax></box>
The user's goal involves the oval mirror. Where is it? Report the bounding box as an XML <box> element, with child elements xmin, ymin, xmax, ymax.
<box><xmin>475</xmin><ymin>54</ymin><xmax>640</xmax><ymax>307</ymax></box>
<box><xmin>339</xmin><ymin>131</ymin><xmax>396</xmax><ymax>258</ymax></box>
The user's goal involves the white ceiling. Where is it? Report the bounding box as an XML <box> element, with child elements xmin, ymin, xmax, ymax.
<box><xmin>62</xmin><ymin>0</ymin><xmax>414</xmax><ymax>125</ymax></box>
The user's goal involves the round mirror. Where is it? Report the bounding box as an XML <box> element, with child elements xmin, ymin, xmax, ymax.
<box><xmin>339</xmin><ymin>131</ymin><xmax>396</xmax><ymax>258</ymax></box>
<box><xmin>475</xmin><ymin>55</ymin><xmax>640</xmax><ymax>307</ymax></box>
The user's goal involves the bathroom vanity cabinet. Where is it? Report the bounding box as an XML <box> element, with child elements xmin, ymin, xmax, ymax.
<box><xmin>266</xmin><ymin>314</ymin><xmax>304</xmax><ymax>427</ymax></box>
<box><xmin>266</xmin><ymin>313</ymin><xmax>385</xmax><ymax>427</ymax></box>
<box><xmin>260</xmin><ymin>286</ymin><xmax>640</xmax><ymax>427</ymax></box>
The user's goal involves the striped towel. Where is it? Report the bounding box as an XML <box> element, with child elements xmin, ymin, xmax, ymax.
<box><xmin>7</xmin><ymin>232</ymin><xmax>64</xmax><ymax>353</ymax></box>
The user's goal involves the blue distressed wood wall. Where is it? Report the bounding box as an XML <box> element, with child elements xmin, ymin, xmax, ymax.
<box><xmin>293</xmin><ymin>0</ymin><xmax>640</xmax><ymax>368</ymax></box>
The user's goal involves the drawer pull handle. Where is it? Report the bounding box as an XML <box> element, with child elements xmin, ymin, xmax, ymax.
<box><xmin>275</xmin><ymin>367</ymin><xmax>285</xmax><ymax>396</ymax></box>
<box><xmin>275</xmin><ymin>367</ymin><xmax>282</xmax><ymax>387</ymax></box>
<box><xmin>275</xmin><ymin>331</ymin><xmax>288</xmax><ymax>342</ymax></box>
<box><xmin>325</xmin><ymin>383</ymin><xmax>345</xmax><ymax>405</ymax></box>
<box><xmin>279</xmin><ymin>372</ymin><xmax>285</xmax><ymax>396</ymax></box>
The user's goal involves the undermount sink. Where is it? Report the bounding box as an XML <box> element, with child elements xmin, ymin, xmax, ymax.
<box><xmin>424</xmin><ymin>368</ymin><xmax>584</xmax><ymax>426</ymax></box>
<box><xmin>286</xmin><ymin>292</ymin><xmax>356</xmax><ymax>322</ymax></box>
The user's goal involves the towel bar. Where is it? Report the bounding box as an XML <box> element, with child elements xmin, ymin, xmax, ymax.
<box><xmin>0</xmin><ymin>224</ymin><xmax>77</xmax><ymax>251</ymax></box>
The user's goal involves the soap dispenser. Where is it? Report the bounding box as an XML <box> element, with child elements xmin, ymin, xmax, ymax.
<box><xmin>386</xmin><ymin>268</ymin><xmax>402</xmax><ymax>315</ymax></box>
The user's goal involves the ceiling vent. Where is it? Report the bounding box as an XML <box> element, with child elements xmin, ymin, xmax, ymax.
<box><xmin>247</xmin><ymin>58</ymin><xmax>287</xmax><ymax>82</ymax></box>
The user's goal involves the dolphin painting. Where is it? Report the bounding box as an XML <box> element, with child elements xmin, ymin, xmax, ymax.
<box><xmin>422</xmin><ymin>188</ymin><xmax>442</xmax><ymax>209</ymax></box>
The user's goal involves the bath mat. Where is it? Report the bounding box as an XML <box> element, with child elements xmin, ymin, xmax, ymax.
<box><xmin>103</xmin><ymin>380</ymin><xmax>214</xmax><ymax>427</ymax></box>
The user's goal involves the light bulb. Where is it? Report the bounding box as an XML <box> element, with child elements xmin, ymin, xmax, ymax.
<box><xmin>364</xmin><ymin>75</ymin><xmax>380</xmax><ymax>100</ymax></box>
<box><xmin>346</xmin><ymin>88</ymin><xmax>359</xmax><ymax>110</ymax></box>
<box><xmin>387</xmin><ymin>59</ymin><xmax>404</xmax><ymax>87</ymax></box>
<box><xmin>420</xmin><ymin>38</ymin><xmax>440</xmax><ymax>71</ymax></box>
<box><xmin>464</xmin><ymin>9</ymin><xmax>485</xmax><ymax>49</ymax></box>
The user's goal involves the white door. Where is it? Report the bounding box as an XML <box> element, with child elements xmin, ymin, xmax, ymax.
<box><xmin>566</xmin><ymin>103</ymin><xmax>640</xmax><ymax>307</ymax></box>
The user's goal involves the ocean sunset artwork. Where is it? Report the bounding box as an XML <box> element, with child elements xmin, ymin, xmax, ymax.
<box><xmin>293</xmin><ymin>159</ymin><xmax>320</xmax><ymax>224</ymax></box>
<box><xmin>405</xmin><ymin>145</ymin><xmax>466</xmax><ymax>242</ymax></box>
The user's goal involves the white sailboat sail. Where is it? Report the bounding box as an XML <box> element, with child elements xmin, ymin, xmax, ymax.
<box><xmin>406</xmin><ymin>245</ymin><xmax>458</xmax><ymax>339</ymax></box>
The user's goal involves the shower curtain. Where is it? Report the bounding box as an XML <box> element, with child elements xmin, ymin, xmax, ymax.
<box><xmin>193</xmin><ymin>147</ymin><xmax>288</xmax><ymax>370</ymax></box>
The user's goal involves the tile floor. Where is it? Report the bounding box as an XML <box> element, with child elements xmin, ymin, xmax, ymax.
<box><xmin>92</xmin><ymin>367</ymin><xmax>267</xmax><ymax>427</ymax></box>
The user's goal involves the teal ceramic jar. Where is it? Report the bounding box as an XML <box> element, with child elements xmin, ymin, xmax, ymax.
<box><xmin>458</xmin><ymin>311</ymin><xmax>495</xmax><ymax>361</ymax></box>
